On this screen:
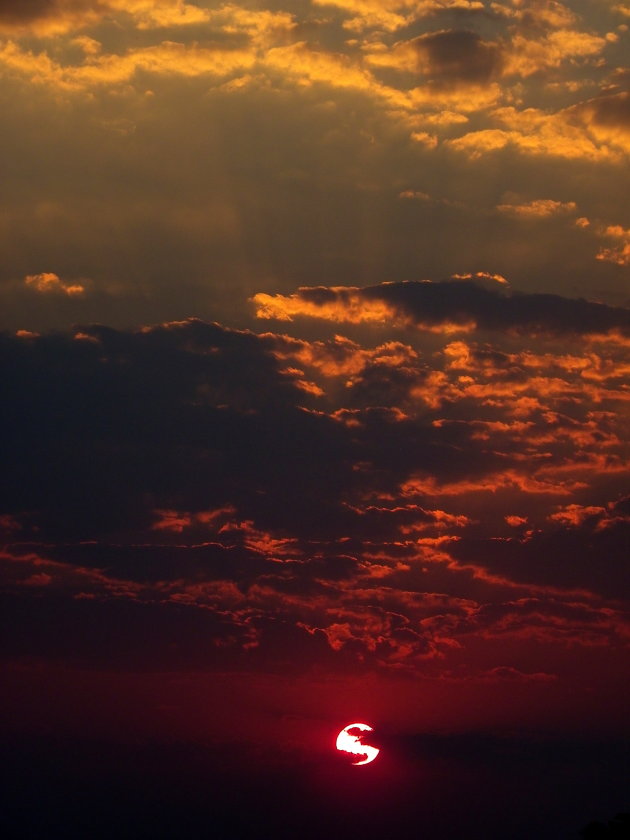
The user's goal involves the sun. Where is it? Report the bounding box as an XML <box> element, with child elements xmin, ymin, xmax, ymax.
<box><xmin>335</xmin><ymin>723</ymin><xmax>380</xmax><ymax>766</ymax></box>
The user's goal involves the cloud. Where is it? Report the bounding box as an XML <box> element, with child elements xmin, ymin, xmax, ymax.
<box><xmin>311</xmin><ymin>0</ymin><xmax>414</xmax><ymax>33</ymax></box>
<box><xmin>0</xmin><ymin>0</ymin><xmax>627</xmax><ymax>335</ymax></box>
<box><xmin>24</xmin><ymin>272</ymin><xmax>86</xmax><ymax>296</ymax></box>
<box><xmin>479</xmin><ymin>665</ymin><xmax>557</xmax><ymax>682</ymax></box>
<box><xmin>447</xmin><ymin>105</ymin><xmax>627</xmax><ymax>161</ymax></box>
<box><xmin>505</xmin><ymin>29</ymin><xmax>607</xmax><ymax>78</ymax></box>
<box><xmin>1</xmin><ymin>314</ymin><xmax>628</xmax><ymax>680</ymax></box>
<box><xmin>0</xmin><ymin>1</ymin><xmax>225</xmax><ymax>36</ymax></box>
<box><xmin>596</xmin><ymin>224</ymin><xmax>630</xmax><ymax>266</ymax></box>
<box><xmin>312</xmin><ymin>0</ymin><xmax>492</xmax><ymax>34</ymax></box>
<box><xmin>265</xmin><ymin>42</ymin><xmax>410</xmax><ymax>109</ymax></box>
<box><xmin>0</xmin><ymin>0</ymin><xmax>628</xmax><ymax>721</ymax></box>
<box><xmin>448</xmin><ymin>501</ymin><xmax>630</xmax><ymax>598</ymax></box>
<box><xmin>367</xmin><ymin>29</ymin><xmax>504</xmax><ymax>86</ymax></box>
<box><xmin>0</xmin><ymin>39</ymin><xmax>257</xmax><ymax>90</ymax></box>
<box><xmin>0</xmin><ymin>0</ymin><xmax>105</xmax><ymax>36</ymax></box>
<box><xmin>253</xmin><ymin>280</ymin><xmax>630</xmax><ymax>338</ymax></box>
<box><xmin>496</xmin><ymin>198</ymin><xmax>578</xmax><ymax>218</ymax></box>
<box><xmin>570</xmin><ymin>91</ymin><xmax>630</xmax><ymax>151</ymax></box>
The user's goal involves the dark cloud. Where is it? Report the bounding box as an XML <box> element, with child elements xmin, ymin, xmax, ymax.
<box><xmin>8</xmin><ymin>541</ymin><xmax>270</xmax><ymax>584</ymax></box>
<box><xmin>0</xmin><ymin>320</ymin><xmax>356</xmax><ymax>539</ymax></box>
<box><xmin>0</xmin><ymin>590</ymin><xmax>252</xmax><ymax>669</ymax></box>
<box><xmin>0</xmin><ymin>316</ymin><xmax>532</xmax><ymax>545</ymax></box>
<box><xmin>0</xmin><ymin>0</ymin><xmax>62</xmax><ymax>22</ymax></box>
<box><xmin>411</xmin><ymin>30</ymin><xmax>504</xmax><ymax>84</ymax></box>
<box><xmin>1</xmin><ymin>314</ymin><xmax>628</xmax><ymax>679</ymax></box>
<box><xmin>262</xmin><ymin>280</ymin><xmax>630</xmax><ymax>336</ymax></box>
<box><xmin>0</xmin><ymin>0</ymin><xmax>103</xmax><ymax>27</ymax></box>
<box><xmin>574</xmin><ymin>91</ymin><xmax>630</xmax><ymax>130</ymax></box>
<box><xmin>448</xmin><ymin>499</ymin><xmax>630</xmax><ymax>598</ymax></box>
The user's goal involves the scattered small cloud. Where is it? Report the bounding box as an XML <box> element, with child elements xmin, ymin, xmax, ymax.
<box><xmin>24</xmin><ymin>272</ymin><xmax>86</xmax><ymax>296</ymax></box>
<box><xmin>505</xmin><ymin>515</ymin><xmax>527</xmax><ymax>527</ymax></box>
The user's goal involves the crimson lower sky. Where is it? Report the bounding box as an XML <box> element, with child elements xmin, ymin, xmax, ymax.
<box><xmin>1</xmin><ymin>2</ymin><xmax>629</xmax><ymax>839</ymax></box>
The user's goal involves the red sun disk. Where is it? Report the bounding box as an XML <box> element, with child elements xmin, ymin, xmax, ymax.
<box><xmin>335</xmin><ymin>722</ymin><xmax>380</xmax><ymax>765</ymax></box>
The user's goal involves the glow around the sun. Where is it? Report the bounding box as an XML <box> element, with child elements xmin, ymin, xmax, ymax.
<box><xmin>336</xmin><ymin>723</ymin><xmax>380</xmax><ymax>766</ymax></box>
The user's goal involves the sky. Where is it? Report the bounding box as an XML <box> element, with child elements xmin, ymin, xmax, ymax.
<box><xmin>1</xmin><ymin>2</ymin><xmax>629</xmax><ymax>838</ymax></box>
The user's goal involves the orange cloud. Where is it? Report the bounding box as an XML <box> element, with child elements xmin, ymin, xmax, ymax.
<box><xmin>254</xmin><ymin>282</ymin><xmax>630</xmax><ymax>342</ymax></box>
<box><xmin>151</xmin><ymin>509</ymin><xmax>193</xmax><ymax>533</ymax></box>
<box><xmin>253</xmin><ymin>286</ymin><xmax>479</xmax><ymax>334</ymax></box>
<box><xmin>401</xmin><ymin>469</ymin><xmax>586</xmax><ymax>498</ymax></box>
<box><xmin>253</xmin><ymin>287</ymin><xmax>400</xmax><ymax>325</ymax></box>
<box><xmin>596</xmin><ymin>224</ymin><xmax>630</xmax><ymax>266</ymax></box>
<box><xmin>152</xmin><ymin>506</ymin><xmax>237</xmax><ymax>533</ymax></box>
<box><xmin>505</xmin><ymin>515</ymin><xmax>528</xmax><ymax>527</ymax></box>
<box><xmin>24</xmin><ymin>272</ymin><xmax>85</xmax><ymax>296</ymax></box>
<box><xmin>548</xmin><ymin>504</ymin><xmax>606</xmax><ymax>527</ymax></box>
<box><xmin>264</xmin><ymin>332</ymin><xmax>419</xmax><ymax>379</ymax></box>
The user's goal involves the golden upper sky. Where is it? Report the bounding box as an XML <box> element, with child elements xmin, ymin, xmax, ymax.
<box><xmin>0</xmin><ymin>0</ymin><xmax>628</xmax><ymax>329</ymax></box>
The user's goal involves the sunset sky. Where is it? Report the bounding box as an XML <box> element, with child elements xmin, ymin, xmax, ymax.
<box><xmin>1</xmin><ymin>2</ymin><xmax>629</xmax><ymax>838</ymax></box>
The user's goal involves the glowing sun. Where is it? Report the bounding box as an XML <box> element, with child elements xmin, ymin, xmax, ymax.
<box><xmin>336</xmin><ymin>723</ymin><xmax>380</xmax><ymax>765</ymax></box>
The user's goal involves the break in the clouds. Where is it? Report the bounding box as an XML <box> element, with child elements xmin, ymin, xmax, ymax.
<box><xmin>0</xmin><ymin>0</ymin><xmax>628</xmax><ymax>331</ymax></box>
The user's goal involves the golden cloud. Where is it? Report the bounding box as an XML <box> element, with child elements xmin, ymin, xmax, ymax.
<box><xmin>496</xmin><ymin>198</ymin><xmax>578</xmax><ymax>217</ymax></box>
<box><xmin>265</xmin><ymin>42</ymin><xmax>410</xmax><ymax>108</ymax></box>
<box><xmin>505</xmin><ymin>29</ymin><xmax>607</xmax><ymax>78</ymax></box>
<box><xmin>312</xmin><ymin>0</ymin><xmax>413</xmax><ymax>33</ymax></box>
<box><xmin>110</xmin><ymin>0</ymin><xmax>211</xmax><ymax>30</ymax></box>
<box><xmin>313</xmin><ymin>0</ymin><xmax>486</xmax><ymax>33</ymax></box>
<box><xmin>253</xmin><ymin>287</ymin><xmax>399</xmax><ymax>325</ymax></box>
<box><xmin>447</xmin><ymin>105</ymin><xmax>626</xmax><ymax>160</ymax></box>
<box><xmin>0</xmin><ymin>38</ymin><xmax>257</xmax><ymax>90</ymax></box>
<box><xmin>0</xmin><ymin>0</ymin><xmax>217</xmax><ymax>36</ymax></box>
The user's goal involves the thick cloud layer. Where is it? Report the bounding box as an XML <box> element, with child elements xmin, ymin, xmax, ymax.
<box><xmin>255</xmin><ymin>280</ymin><xmax>630</xmax><ymax>336</ymax></box>
<box><xmin>2</xmin><ymin>303</ymin><xmax>628</xmax><ymax>691</ymax></box>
